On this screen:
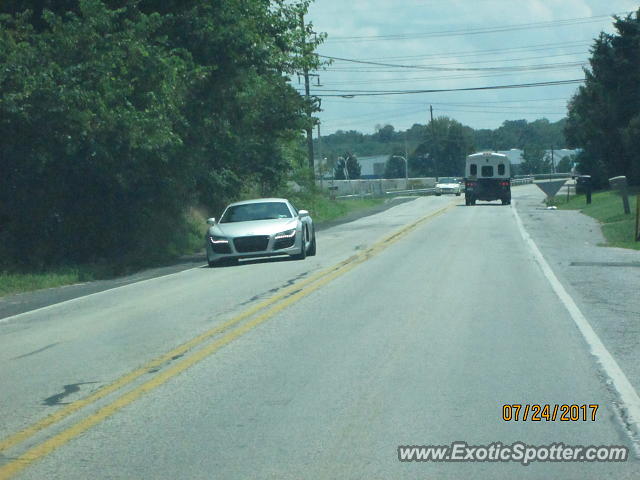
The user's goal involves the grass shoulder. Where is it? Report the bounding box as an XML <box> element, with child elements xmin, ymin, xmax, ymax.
<box><xmin>0</xmin><ymin>192</ymin><xmax>385</xmax><ymax>298</ymax></box>
<box><xmin>550</xmin><ymin>188</ymin><xmax>639</xmax><ymax>250</ymax></box>
<box><xmin>288</xmin><ymin>191</ymin><xmax>385</xmax><ymax>224</ymax></box>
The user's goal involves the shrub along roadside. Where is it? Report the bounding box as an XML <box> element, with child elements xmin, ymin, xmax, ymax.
<box><xmin>555</xmin><ymin>188</ymin><xmax>639</xmax><ymax>250</ymax></box>
<box><xmin>0</xmin><ymin>193</ymin><xmax>385</xmax><ymax>298</ymax></box>
<box><xmin>0</xmin><ymin>1</ymin><xmax>324</xmax><ymax>272</ymax></box>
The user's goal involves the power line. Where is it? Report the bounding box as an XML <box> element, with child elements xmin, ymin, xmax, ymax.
<box><xmin>301</xmin><ymin>79</ymin><xmax>584</xmax><ymax>97</ymax></box>
<box><xmin>325</xmin><ymin>49</ymin><xmax>589</xmax><ymax>72</ymax></box>
<box><xmin>333</xmin><ymin>40</ymin><xmax>592</xmax><ymax>62</ymax></box>
<box><xmin>320</xmin><ymin>54</ymin><xmax>586</xmax><ymax>72</ymax></box>
<box><xmin>435</xmin><ymin>107</ymin><xmax>566</xmax><ymax>114</ymax></box>
<box><xmin>321</xmin><ymin>65</ymin><xmax>585</xmax><ymax>85</ymax></box>
<box><xmin>324</xmin><ymin>65</ymin><xmax>585</xmax><ymax>73</ymax></box>
<box><xmin>320</xmin><ymin>97</ymin><xmax>570</xmax><ymax>106</ymax></box>
<box><xmin>324</xmin><ymin>12</ymin><xmax>628</xmax><ymax>42</ymax></box>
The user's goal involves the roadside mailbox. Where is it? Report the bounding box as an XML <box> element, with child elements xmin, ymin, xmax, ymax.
<box><xmin>608</xmin><ymin>176</ymin><xmax>631</xmax><ymax>214</ymax></box>
<box><xmin>576</xmin><ymin>175</ymin><xmax>592</xmax><ymax>204</ymax></box>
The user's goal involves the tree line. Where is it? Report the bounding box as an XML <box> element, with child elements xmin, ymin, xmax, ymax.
<box><xmin>0</xmin><ymin>0</ymin><xmax>322</xmax><ymax>269</ymax></box>
<box><xmin>318</xmin><ymin>117</ymin><xmax>568</xmax><ymax>179</ymax></box>
<box><xmin>320</xmin><ymin>8</ymin><xmax>640</xmax><ymax>186</ymax></box>
<box><xmin>565</xmin><ymin>9</ymin><xmax>640</xmax><ymax>188</ymax></box>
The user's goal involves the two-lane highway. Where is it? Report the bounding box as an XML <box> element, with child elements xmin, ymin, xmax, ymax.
<box><xmin>1</xmin><ymin>189</ymin><xmax>639</xmax><ymax>479</ymax></box>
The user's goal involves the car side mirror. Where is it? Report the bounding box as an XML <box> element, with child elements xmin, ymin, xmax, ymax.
<box><xmin>298</xmin><ymin>210</ymin><xmax>309</xmax><ymax>217</ymax></box>
<box><xmin>206</xmin><ymin>217</ymin><xmax>216</xmax><ymax>226</ymax></box>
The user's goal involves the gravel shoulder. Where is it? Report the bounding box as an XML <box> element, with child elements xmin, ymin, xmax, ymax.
<box><xmin>514</xmin><ymin>184</ymin><xmax>640</xmax><ymax>394</ymax></box>
<box><xmin>0</xmin><ymin>196</ymin><xmax>415</xmax><ymax>320</ymax></box>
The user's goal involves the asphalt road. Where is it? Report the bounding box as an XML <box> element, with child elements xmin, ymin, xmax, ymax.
<box><xmin>1</xmin><ymin>188</ymin><xmax>639</xmax><ymax>479</ymax></box>
<box><xmin>0</xmin><ymin>197</ymin><xmax>414</xmax><ymax>321</ymax></box>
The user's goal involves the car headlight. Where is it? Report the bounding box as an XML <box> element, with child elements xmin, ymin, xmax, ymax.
<box><xmin>275</xmin><ymin>229</ymin><xmax>296</xmax><ymax>239</ymax></box>
<box><xmin>209</xmin><ymin>235</ymin><xmax>229</xmax><ymax>244</ymax></box>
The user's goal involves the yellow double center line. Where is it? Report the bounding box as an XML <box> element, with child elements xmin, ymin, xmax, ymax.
<box><xmin>0</xmin><ymin>200</ymin><xmax>455</xmax><ymax>479</ymax></box>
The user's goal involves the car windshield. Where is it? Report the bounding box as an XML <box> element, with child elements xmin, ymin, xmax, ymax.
<box><xmin>438</xmin><ymin>178</ymin><xmax>457</xmax><ymax>183</ymax></box>
<box><xmin>220</xmin><ymin>202</ymin><xmax>292</xmax><ymax>223</ymax></box>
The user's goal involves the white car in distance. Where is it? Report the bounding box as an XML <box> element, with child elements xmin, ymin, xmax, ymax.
<box><xmin>435</xmin><ymin>177</ymin><xmax>462</xmax><ymax>196</ymax></box>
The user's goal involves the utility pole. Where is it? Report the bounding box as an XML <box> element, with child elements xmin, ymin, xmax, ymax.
<box><xmin>429</xmin><ymin>105</ymin><xmax>438</xmax><ymax>179</ymax></box>
<box><xmin>317</xmin><ymin>123</ymin><xmax>322</xmax><ymax>188</ymax></box>
<box><xmin>551</xmin><ymin>145</ymin><xmax>555</xmax><ymax>174</ymax></box>
<box><xmin>300</xmin><ymin>12</ymin><xmax>314</xmax><ymax>171</ymax></box>
<box><xmin>404</xmin><ymin>132</ymin><xmax>409</xmax><ymax>182</ymax></box>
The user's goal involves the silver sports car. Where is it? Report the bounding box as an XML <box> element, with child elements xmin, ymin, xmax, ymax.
<box><xmin>205</xmin><ymin>198</ymin><xmax>316</xmax><ymax>267</ymax></box>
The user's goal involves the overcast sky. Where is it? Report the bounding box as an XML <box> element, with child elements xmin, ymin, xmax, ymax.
<box><xmin>304</xmin><ymin>0</ymin><xmax>639</xmax><ymax>136</ymax></box>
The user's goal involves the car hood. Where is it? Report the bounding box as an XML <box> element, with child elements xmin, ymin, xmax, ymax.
<box><xmin>209</xmin><ymin>218</ymin><xmax>298</xmax><ymax>237</ymax></box>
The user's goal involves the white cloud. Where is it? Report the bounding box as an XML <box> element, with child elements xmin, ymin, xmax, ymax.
<box><xmin>306</xmin><ymin>0</ymin><xmax>640</xmax><ymax>134</ymax></box>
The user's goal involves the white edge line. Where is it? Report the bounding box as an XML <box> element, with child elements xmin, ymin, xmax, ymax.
<box><xmin>512</xmin><ymin>199</ymin><xmax>640</xmax><ymax>440</ymax></box>
<box><xmin>0</xmin><ymin>265</ymin><xmax>206</xmax><ymax>325</ymax></box>
<box><xmin>0</xmin><ymin>197</ymin><xmax>439</xmax><ymax>325</ymax></box>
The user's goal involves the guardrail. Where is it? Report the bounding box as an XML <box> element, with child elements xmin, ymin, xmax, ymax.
<box><xmin>335</xmin><ymin>193</ymin><xmax>375</xmax><ymax>200</ymax></box>
<box><xmin>337</xmin><ymin>188</ymin><xmax>437</xmax><ymax>199</ymax></box>
<box><xmin>385</xmin><ymin>188</ymin><xmax>437</xmax><ymax>197</ymax></box>
<box><xmin>512</xmin><ymin>178</ymin><xmax>534</xmax><ymax>186</ymax></box>
<box><xmin>339</xmin><ymin>178</ymin><xmax>534</xmax><ymax>199</ymax></box>
<box><xmin>531</xmin><ymin>173</ymin><xmax>572</xmax><ymax>180</ymax></box>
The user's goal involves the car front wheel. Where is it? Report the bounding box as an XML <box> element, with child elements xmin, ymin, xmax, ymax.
<box><xmin>307</xmin><ymin>232</ymin><xmax>316</xmax><ymax>256</ymax></box>
<box><xmin>292</xmin><ymin>229</ymin><xmax>307</xmax><ymax>260</ymax></box>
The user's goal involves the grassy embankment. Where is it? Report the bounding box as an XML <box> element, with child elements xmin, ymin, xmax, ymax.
<box><xmin>0</xmin><ymin>193</ymin><xmax>385</xmax><ymax>297</ymax></box>
<box><xmin>549</xmin><ymin>187</ymin><xmax>639</xmax><ymax>250</ymax></box>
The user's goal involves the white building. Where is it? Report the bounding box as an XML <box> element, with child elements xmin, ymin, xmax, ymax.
<box><xmin>357</xmin><ymin>155</ymin><xmax>389</xmax><ymax>178</ymax></box>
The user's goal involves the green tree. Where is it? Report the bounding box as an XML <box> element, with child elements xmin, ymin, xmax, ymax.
<box><xmin>565</xmin><ymin>9</ymin><xmax>640</xmax><ymax>187</ymax></box>
<box><xmin>384</xmin><ymin>155</ymin><xmax>406</xmax><ymax>179</ymax></box>
<box><xmin>520</xmin><ymin>145</ymin><xmax>550</xmax><ymax>174</ymax></box>
<box><xmin>375</xmin><ymin>124</ymin><xmax>396</xmax><ymax>143</ymax></box>
<box><xmin>556</xmin><ymin>154</ymin><xmax>576</xmax><ymax>173</ymax></box>
<box><xmin>0</xmin><ymin>0</ymin><xmax>325</xmax><ymax>268</ymax></box>
<box><xmin>334</xmin><ymin>157</ymin><xmax>347</xmax><ymax>180</ymax></box>
<box><xmin>413</xmin><ymin>117</ymin><xmax>474</xmax><ymax>177</ymax></box>
<box><xmin>345</xmin><ymin>152</ymin><xmax>361</xmax><ymax>179</ymax></box>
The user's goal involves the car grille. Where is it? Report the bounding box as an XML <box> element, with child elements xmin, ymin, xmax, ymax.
<box><xmin>234</xmin><ymin>235</ymin><xmax>270</xmax><ymax>253</ymax></box>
